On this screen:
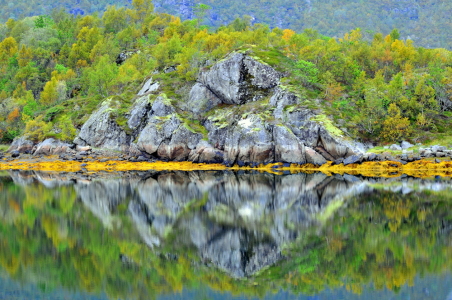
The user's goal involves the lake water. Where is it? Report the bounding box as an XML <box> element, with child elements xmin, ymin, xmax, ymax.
<box><xmin>0</xmin><ymin>169</ymin><xmax>452</xmax><ymax>300</ymax></box>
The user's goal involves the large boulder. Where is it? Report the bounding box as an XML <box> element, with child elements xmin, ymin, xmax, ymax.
<box><xmin>73</xmin><ymin>99</ymin><xmax>130</xmax><ymax>151</ymax></box>
<box><xmin>305</xmin><ymin>147</ymin><xmax>327</xmax><ymax>166</ymax></box>
<box><xmin>223</xmin><ymin>115</ymin><xmax>274</xmax><ymax>166</ymax></box>
<box><xmin>189</xmin><ymin>141</ymin><xmax>225</xmax><ymax>163</ymax></box>
<box><xmin>185</xmin><ymin>83</ymin><xmax>222</xmax><ymax>114</ymax></box>
<box><xmin>8</xmin><ymin>137</ymin><xmax>35</xmax><ymax>154</ymax></box>
<box><xmin>136</xmin><ymin>96</ymin><xmax>202</xmax><ymax>161</ymax></box>
<box><xmin>198</xmin><ymin>52</ymin><xmax>282</xmax><ymax>105</ymax></box>
<box><xmin>33</xmin><ymin>138</ymin><xmax>73</xmax><ymax>156</ymax></box>
<box><xmin>127</xmin><ymin>94</ymin><xmax>153</xmax><ymax>133</ymax></box>
<box><xmin>137</xmin><ymin>78</ymin><xmax>159</xmax><ymax>96</ymax></box>
<box><xmin>273</xmin><ymin>125</ymin><xmax>306</xmax><ymax>164</ymax></box>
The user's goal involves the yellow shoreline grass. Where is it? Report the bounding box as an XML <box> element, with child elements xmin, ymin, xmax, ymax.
<box><xmin>1</xmin><ymin>157</ymin><xmax>451</xmax><ymax>178</ymax></box>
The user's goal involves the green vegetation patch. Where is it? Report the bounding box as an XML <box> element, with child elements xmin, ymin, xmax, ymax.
<box><xmin>310</xmin><ymin>114</ymin><xmax>345</xmax><ymax>138</ymax></box>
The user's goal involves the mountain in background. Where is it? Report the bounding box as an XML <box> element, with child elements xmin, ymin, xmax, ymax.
<box><xmin>0</xmin><ymin>0</ymin><xmax>451</xmax><ymax>49</ymax></box>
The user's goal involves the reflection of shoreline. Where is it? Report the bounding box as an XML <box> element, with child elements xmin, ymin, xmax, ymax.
<box><xmin>5</xmin><ymin>170</ymin><xmax>452</xmax><ymax>278</ymax></box>
<box><xmin>1</xmin><ymin>158</ymin><xmax>452</xmax><ymax>178</ymax></box>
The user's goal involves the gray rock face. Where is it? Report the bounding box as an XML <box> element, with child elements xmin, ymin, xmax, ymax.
<box><xmin>127</xmin><ymin>95</ymin><xmax>152</xmax><ymax>132</ymax></box>
<box><xmin>33</xmin><ymin>138</ymin><xmax>73</xmax><ymax>156</ymax></box>
<box><xmin>305</xmin><ymin>146</ymin><xmax>327</xmax><ymax>165</ymax></box>
<box><xmin>136</xmin><ymin>96</ymin><xmax>202</xmax><ymax>160</ymax></box>
<box><xmin>273</xmin><ymin>125</ymin><xmax>306</xmax><ymax>164</ymax></box>
<box><xmin>223</xmin><ymin>115</ymin><xmax>274</xmax><ymax>166</ymax></box>
<box><xmin>270</xmin><ymin>88</ymin><xmax>302</xmax><ymax>120</ymax></box>
<box><xmin>431</xmin><ymin>145</ymin><xmax>447</xmax><ymax>152</ymax></box>
<box><xmin>343</xmin><ymin>154</ymin><xmax>363</xmax><ymax>166</ymax></box>
<box><xmin>137</xmin><ymin>78</ymin><xmax>159</xmax><ymax>96</ymax></box>
<box><xmin>74</xmin><ymin>99</ymin><xmax>130</xmax><ymax>151</ymax></box>
<box><xmin>198</xmin><ymin>52</ymin><xmax>282</xmax><ymax>105</ymax></box>
<box><xmin>185</xmin><ymin>83</ymin><xmax>222</xmax><ymax>114</ymax></box>
<box><xmin>189</xmin><ymin>140</ymin><xmax>224</xmax><ymax>163</ymax></box>
<box><xmin>8</xmin><ymin>137</ymin><xmax>35</xmax><ymax>154</ymax></box>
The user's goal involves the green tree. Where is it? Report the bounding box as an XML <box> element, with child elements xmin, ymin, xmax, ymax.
<box><xmin>193</xmin><ymin>3</ymin><xmax>211</xmax><ymax>27</ymax></box>
<box><xmin>130</xmin><ymin>0</ymin><xmax>154</xmax><ymax>24</ymax></box>
<box><xmin>82</xmin><ymin>55</ymin><xmax>119</xmax><ymax>97</ymax></box>
<box><xmin>34</xmin><ymin>15</ymin><xmax>54</xmax><ymax>28</ymax></box>
<box><xmin>102</xmin><ymin>6</ymin><xmax>128</xmax><ymax>34</ymax></box>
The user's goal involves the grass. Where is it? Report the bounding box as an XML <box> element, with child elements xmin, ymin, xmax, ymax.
<box><xmin>0</xmin><ymin>145</ymin><xmax>9</xmax><ymax>152</ymax></box>
<box><xmin>251</xmin><ymin>48</ymin><xmax>295</xmax><ymax>73</ymax></box>
<box><xmin>422</xmin><ymin>135</ymin><xmax>452</xmax><ymax>148</ymax></box>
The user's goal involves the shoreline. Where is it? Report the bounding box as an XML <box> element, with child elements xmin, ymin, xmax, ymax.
<box><xmin>1</xmin><ymin>156</ymin><xmax>452</xmax><ymax>178</ymax></box>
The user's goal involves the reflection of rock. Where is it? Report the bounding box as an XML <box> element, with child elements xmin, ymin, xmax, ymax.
<box><xmin>129</xmin><ymin>170</ymin><xmax>369</xmax><ymax>277</ymax></box>
<box><xmin>199</xmin><ymin>228</ymin><xmax>281</xmax><ymax>278</ymax></box>
<box><xmin>75</xmin><ymin>179</ymin><xmax>133</xmax><ymax>229</ymax></box>
<box><xmin>128</xmin><ymin>200</ymin><xmax>162</xmax><ymax>248</ymax></box>
<box><xmin>7</xmin><ymin>170</ymin><xmax>452</xmax><ymax>278</ymax></box>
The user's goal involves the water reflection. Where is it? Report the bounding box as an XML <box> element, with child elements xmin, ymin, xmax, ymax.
<box><xmin>1</xmin><ymin>170</ymin><xmax>452</xmax><ymax>299</ymax></box>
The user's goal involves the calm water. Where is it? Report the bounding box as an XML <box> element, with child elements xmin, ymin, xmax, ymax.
<box><xmin>1</xmin><ymin>170</ymin><xmax>452</xmax><ymax>300</ymax></box>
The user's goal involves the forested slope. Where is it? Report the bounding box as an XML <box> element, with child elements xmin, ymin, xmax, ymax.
<box><xmin>0</xmin><ymin>0</ymin><xmax>451</xmax><ymax>148</ymax></box>
<box><xmin>1</xmin><ymin>0</ymin><xmax>451</xmax><ymax>49</ymax></box>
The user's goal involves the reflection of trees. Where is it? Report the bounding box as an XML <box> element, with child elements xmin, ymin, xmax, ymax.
<box><xmin>274</xmin><ymin>190</ymin><xmax>452</xmax><ymax>295</ymax></box>
<box><xmin>0</xmin><ymin>174</ymin><xmax>452</xmax><ymax>299</ymax></box>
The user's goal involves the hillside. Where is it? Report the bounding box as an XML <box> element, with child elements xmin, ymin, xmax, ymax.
<box><xmin>0</xmin><ymin>1</ymin><xmax>452</xmax><ymax>159</ymax></box>
<box><xmin>1</xmin><ymin>0</ymin><xmax>452</xmax><ymax>49</ymax></box>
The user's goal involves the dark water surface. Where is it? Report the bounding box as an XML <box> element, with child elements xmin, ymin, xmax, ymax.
<box><xmin>1</xmin><ymin>170</ymin><xmax>452</xmax><ymax>300</ymax></box>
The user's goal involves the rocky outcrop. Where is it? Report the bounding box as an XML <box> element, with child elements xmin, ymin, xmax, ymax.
<box><xmin>73</xmin><ymin>51</ymin><xmax>366</xmax><ymax>165</ymax></box>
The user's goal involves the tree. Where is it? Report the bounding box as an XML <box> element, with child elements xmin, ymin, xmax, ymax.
<box><xmin>0</xmin><ymin>37</ymin><xmax>18</xmax><ymax>63</ymax></box>
<box><xmin>381</xmin><ymin>103</ymin><xmax>411</xmax><ymax>142</ymax></box>
<box><xmin>7</xmin><ymin>107</ymin><xmax>20</xmax><ymax>124</ymax></box>
<box><xmin>102</xmin><ymin>6</ymin><xmax>128</xmax><ymax>34</ymax></box>
<box><xmin>193</xmin><ymin>3</ymin><xmax>211</xmax><ymax>27</ymax></box>
<box><xmin>34</xmin><ymin>15</ymin><xmax>54</xmax><ymax>28</ymax></box>
<box><xmin>131</xmin><ymin>0</ymin><xmax>154</xmax><ymax>24</ymax></box>
<box><xmin>294</xmin><ymin>60</ymin><xmax>319</xmax><ymax>87</ymax></box>
<box><xmin>40</xmin><ymin>76</ymin><xmax>59</xmax><ymax>106</ymax></box>
<box><xmin>23</xmin><ymin>115</ymin><xmax>51</xmax><ymax>141</ymax></box>
<box><xmin>390</xmin><ymin>28</ymin><xmax>400</xmax><ymax>40</ymax></box>
<box><xmin>82</xmin><ymin>55</ymin><xmax>118</xmax><ymax>97</ymax></box>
